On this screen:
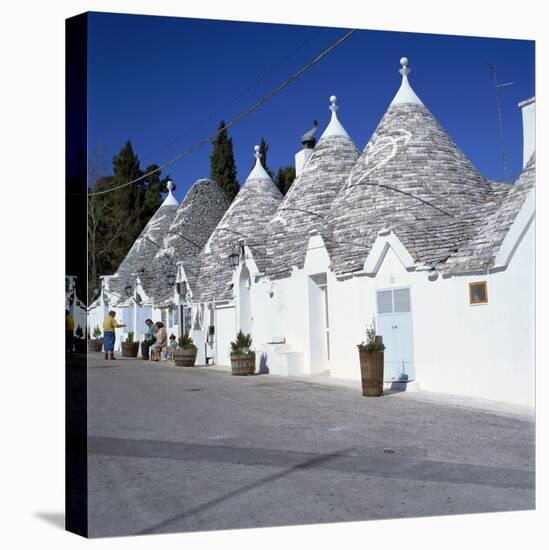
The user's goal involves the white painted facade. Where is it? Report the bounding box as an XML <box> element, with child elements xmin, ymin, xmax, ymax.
<box><xmin>229</xmin><ymin>207</ymin><xmax>534</xmax><ymax>407</ymax></box>
<box><xmin>87</xmin><ymin>60</ymin><xmax>535</xmax><ymax>409</ymax></box>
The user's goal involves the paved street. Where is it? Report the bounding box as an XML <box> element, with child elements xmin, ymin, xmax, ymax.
<box><xmin>86</xmin><ymin>354</ymin><xmax>535</xmax><ymax>538</ymax></box>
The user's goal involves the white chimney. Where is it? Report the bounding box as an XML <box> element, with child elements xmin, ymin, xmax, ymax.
<box><xmin>518</xmin><ymin>97</ymin><xmax>535</xmax><ymax>167</ymax></box>
<box><xmin>295</xmin><ymin>147</ymin><xmax>314</xmax><ymax>177</ymax></box>
<box><xmin>295</xmin><ymin>120</ymin><xmax>318</xmax><ymax>176</ymax></box>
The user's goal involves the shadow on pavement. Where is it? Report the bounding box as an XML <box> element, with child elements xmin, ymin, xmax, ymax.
<box><xmin>135</xmin><ymin>446</ymin><xmax>354</xmax><ymax>535</ymax></box>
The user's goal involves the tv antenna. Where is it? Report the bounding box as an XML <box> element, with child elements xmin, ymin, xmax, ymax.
<box><xmin>485</xmin><ymin>61</ymin><xmax>513</xmax><ymax>180</ymax></box>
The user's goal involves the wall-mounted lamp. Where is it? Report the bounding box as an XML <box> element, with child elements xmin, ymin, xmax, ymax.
<box><xmin>228</xmin><ymin>241</ymin><xmax>245</xmax><ymax>268</ymax></box>
<box><xmin>166</xmin><ymin>273</ymin><xmax>176</xmax><ymax>286</ymax></box>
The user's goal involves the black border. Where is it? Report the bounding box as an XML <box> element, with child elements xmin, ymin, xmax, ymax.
<box><xmin>65</xmin><ymin>12</ymin><xmax>89</xmax><ymax>538</ymax></box>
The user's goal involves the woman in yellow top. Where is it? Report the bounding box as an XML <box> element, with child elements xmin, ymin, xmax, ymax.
<box><xmin>103</xmin><ymin>310</ymin><xmax>126</xmax><ymax>360</ymax></box>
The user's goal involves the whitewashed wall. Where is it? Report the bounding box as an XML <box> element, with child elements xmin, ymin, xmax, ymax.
<box><xmin>413</xmin><ymin>221</ymin><xmax>535</xmax><ymax>406</ymax></box>
<box><xmin>329</xmin><ymin>224</ymin><xmax>534</xmax><ymax>406</ymax></box>
<box><xmin>242</xmin><ymin>224</ymin><xmax>534</xmax><ymax>407</ymax></box>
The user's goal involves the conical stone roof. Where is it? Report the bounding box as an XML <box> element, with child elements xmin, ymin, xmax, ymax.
<box><xmin>327</xmin><ymin>57</ymin><xmax>492</xmax><ymax>275</ymax></box>
<box><xmin>108</xmin><ymin>183</ymin><xmax>179</xmax><ymax>306</ymax></box>
<box><xmin>265</xmin><ymin>96</ymin><xmax>359</xmax><ymax>279</ymax></box>
<box><xmin>194</xmin><ymin>145</ymin><xmax>283</xmax><ymax>302</ymax></box>
<box><xmin>140</xmin><ymin>178</ymin><xmax>232</xmax><ymax>306</ymax></box>
<box><xmin>442</xmin><ymin>153</ymin><xmax>535</xmax><ymax>273</ymax></box>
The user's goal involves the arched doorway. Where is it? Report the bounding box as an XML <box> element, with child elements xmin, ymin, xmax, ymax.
<box><xmin>239</xmin><ymin>264</ymin><xmax>252</xmax><ymax>335</ymax></box>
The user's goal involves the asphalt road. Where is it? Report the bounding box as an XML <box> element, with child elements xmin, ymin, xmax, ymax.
<box><xmin>86</xmin><ymin>355</ymin><xmax>535</xmax><ymax>538</ymax></box>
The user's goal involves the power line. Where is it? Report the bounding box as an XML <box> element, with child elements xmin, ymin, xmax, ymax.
<box><xmin>141</xmin><ymin>29</ymin><xmax>323</xmax><ymax>164</ymax></box>
<box><xmin>88</xmin><ymin>28</ymin><xmax>356</xmax><ymax>197</ymax></box>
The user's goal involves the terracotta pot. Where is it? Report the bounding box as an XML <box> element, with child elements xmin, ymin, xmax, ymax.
<box><xmin>122</xmin><ymin>342</ymin><xmax>139</xmax><ymax>358</ymax></box>
<box><xmin>358</xmin><ymin>347</ymin><xmax>384</xmax><ymax>397</ymax></box>
<box><xmin>87</xmin><ymin>339</ymin><xmax>103</xmax><ymax>352</ymax></box>
<box><xmin>174</xmin><ymin>347</ymin><xmax>197</xmax><ymax>367</ymax></box>
<box><xmin>230</xmin><ymin>352</ymin><xmax>256</xmax><ymax>376</ymax></box>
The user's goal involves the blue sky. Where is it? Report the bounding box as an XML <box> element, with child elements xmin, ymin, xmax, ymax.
<box><xmin>88</xmin><ymin>12</ymin><xmax>535</xmax><ymax>201</ymax></box>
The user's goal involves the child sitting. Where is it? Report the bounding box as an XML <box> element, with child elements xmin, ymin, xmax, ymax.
<box><xmin>165</xmin><ymin>334</ymin><xmax>178</xmax><ymax>363</ymax></box>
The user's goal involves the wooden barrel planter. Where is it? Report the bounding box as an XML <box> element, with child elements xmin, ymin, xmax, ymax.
<box><xmin>358</xmin><ymin>348</ymin><xmax>384</xmax><ymax>397</ymax></box>
<box><xmin>174</xmin><ymin>348</ymin><xmax>197</xmax><ymax>367</ymax></box>
<box><xmin>121</xmin><ymin>342</ymin><xmax>139</xmax><ymax>358</ymax></box>
<box><xmin>87</xmin><ymin>339</ymin><xmax>103</xmax><ymax>352</ymax></box>
<box><xmin>230</xmin><ymin>352</ymin><xmax>256</xmax><ymax>376</ymax></box>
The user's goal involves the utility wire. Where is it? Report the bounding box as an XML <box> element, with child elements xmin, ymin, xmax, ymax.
<box><xmin>142</xmin><ymin>30</ymin><xmax>322</xmax><ymax>164</ymax></box>
<box><xmin>88</xmin><ymin>28</ymin><xmax>356</xmax><ymax>197</ymax></box>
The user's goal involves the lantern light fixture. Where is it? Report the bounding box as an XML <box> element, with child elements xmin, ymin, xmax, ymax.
<box><xmin>228</xmin><ymin>241</ymin><xmax>245</xmax><ymax>268</ymax></box>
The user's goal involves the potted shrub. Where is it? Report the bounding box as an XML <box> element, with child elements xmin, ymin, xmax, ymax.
<box><xmin>357</xmin><ymin>318</ymin><xmax>385</xmax><ymax>397</ymax></box>
<box><xmin>87</xmin><ymin>325</ymin><xmax>103</xmax><ymax>352</ymax></box>
<box><xmin>174</xmin><ymin>334</ymin><xmax>198</xmax><ymax>367</ymax></box>
<box><xmin>74</xmin><ymin>325</ymin><xmax>87</xmax><ymax>353</ymax></box>
<box><xmin>230</xmin><ymin>330</ymin><xmax>255</xmax><ymax>376</ymax></box>
<box><xmin>121</xmin><ymin>331</ymin><xmax>139</xmax><ymax>358</ymax></box>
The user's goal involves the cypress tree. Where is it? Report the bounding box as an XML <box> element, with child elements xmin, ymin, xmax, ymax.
<box><xmin>87</xmin><ymin>141</ymin><xmax>171</xmax><ymax>300</ymax></box>
<box><xmin>210</xmin><ymin>120</ymin><xmax>239</xmax><ymax>201</ymax></box>
<box><xmin>275</xmin><ymin>165</ymin><xmax>296</xmax><ymax>196</ymax></box>
<box><xmin>257</xmin><ymin>136</ymin><xmax>274</xmax><ymax>179</ymax></box>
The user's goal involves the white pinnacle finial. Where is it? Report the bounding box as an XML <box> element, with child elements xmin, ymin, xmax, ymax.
<box><xmin>320</xmin><ymin>94</ymin><xmax>350</xmax><ymax>140</ymax></box>
<box><xmin>247</xmin><ymin>143</ymin><xmax>272</xmax><ymax>181</ymax></box>
<box><xmin>399</xmin><ymin>57</ymin><xmax>410</xmax><ymax>76</ymax></box>
<box><xmin>390</xmin><ymin>56</ymin><xmax>423</xmax><ymax>106</ymax></box>
<box><xmin>161</xmin><ymin>179</ymin><xmax>179</xmax><ymax>207</ymax></box>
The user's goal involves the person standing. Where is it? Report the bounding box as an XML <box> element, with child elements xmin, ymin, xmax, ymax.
<box><xmin>103</xmin><ymin>310</ymin><xmax>126</xmax><ymax>360</ymax></box>
<box><xmin>141</xmin><ymin>318</ymin><xmax>156</xmax><ymax>360</ymax></box>
<box><xmin>66</xmin><ymin>309</ymin><xmax>75</xmax><ymax>356</ymax></box>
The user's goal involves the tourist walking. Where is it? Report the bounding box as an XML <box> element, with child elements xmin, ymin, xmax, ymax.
<box><xmin>150</xmin><ymin>322</ymin><xmax>167</xmax><ymax>361</ymax></box>
<box><xmin>141</xmin><ymin>318</ymin><xmax>156</xmax><ymax>360</ymax></box>
<box><xmin>103</xmin><ymin>310</ymin><xmax>126</xmax><ymax>360</ymax></box>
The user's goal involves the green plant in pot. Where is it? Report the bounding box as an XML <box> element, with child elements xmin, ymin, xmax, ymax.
<box><xmin>88</xmin><ymin>325</ymin><xmax>103</xmax><ymax>352</ymax></box>
<box><xmin>230</xmin><ymin>330</ymin><xmax>255</xmax><ymax>376</ymax></box>
<box><xmin>357</xmin><ymin>317</ymin><xmax>385</xmax><ymax>397</ymax></box>
<box><xmin>122</xmin><ymin>331</ymin><xmax>139</xmax><ymax>358</ymax></box>
<box><xmin>174</xmin><ymin>334</ymin><xmax>198</xmax><ymax>367</ymax></box>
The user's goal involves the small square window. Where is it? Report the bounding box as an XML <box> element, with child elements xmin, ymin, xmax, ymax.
<box><xmin>469</xmin><ymin>281</ymin><xmax>488</xmax><ymax>305</ymax></box>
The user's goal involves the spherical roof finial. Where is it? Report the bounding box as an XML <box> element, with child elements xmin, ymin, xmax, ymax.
<box><xmin>167</xmin><ymin>180</ymin><xmax>174</xmax><ymax>192</ymax></box>
<box><xmin>254</xmin><ymin>144</ymin><xmax>261</xmax><ymax>159</ymax></box>
<box><xmin>329</xmin><ymin>95</ymin><xmax>339</xmax><ymax>113</ymax></box>
<box><xmin>399</xmin><ymin>56</ymin><xmax>411</xmax><ymax>77</ymax></box>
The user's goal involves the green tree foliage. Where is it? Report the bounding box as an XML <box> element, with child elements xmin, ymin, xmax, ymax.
<box><xmin>87</xmin><ymin>141</ymin><xmax>173</xmax><ymax>302</ymax></box>
<box><xmin>275</xmin><ymin>165</ymin><xmax>296</xmax><ymax>196</ymax></box>
<box><xmin>210</xmin><ymin>121</ymin><xmax>239</xmax><ymax>201</ymax></box>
